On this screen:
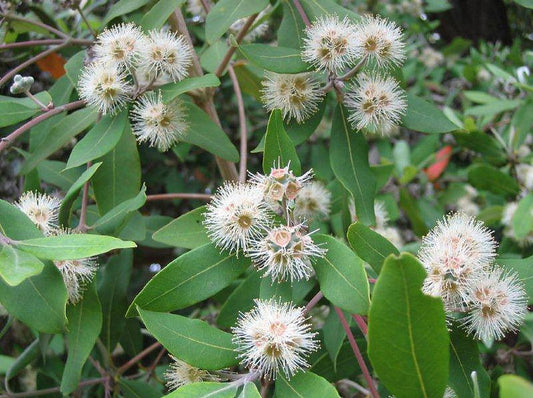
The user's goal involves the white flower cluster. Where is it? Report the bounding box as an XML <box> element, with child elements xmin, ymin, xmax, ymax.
<box><xmin>78</xmin><ymin>23</ymin><xmax>192</xmax><ymax>151</ymax></box>
<box><xmin>164</xmin><ymin>356</ymin><xmax>219</xmax><ymax>390</ymax></box>
<box><xmin>203</xmin><ymin>164</ymin><xmax>328</xmax><ymax>379</ymax></box>
<box><xmin>418</xmin><ymin>213</ymin><xmax>527</xmax><ymax>342</ymax></box>
<box><xmin>15</xmin><ymin>192</ymin><xmax>97</xmax><ymax>304</ymax></box>
<box><xmin>263</xmin><ymin>14</ymin><xmax>407</xmax><ymax>134</ymax></box>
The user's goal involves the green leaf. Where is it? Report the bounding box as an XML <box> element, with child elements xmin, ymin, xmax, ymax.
<box><xmin>0</xmin><ymin>245</ymin><xmax>44</xmax><ymax>286</ymax></box>
<box><xmin>513</xmin><ymin>193</ymin><xmax>533</xmax><ymax>239</ymax></box>
<box><xmin>465</xmin><ymin>99</ymin><xmax>522</xmax><ymax>117</ymax></box>
<box><xmin>322</xmin><ymin>308</ymin><xmax>348</xmax><ymax>372</ymax></box>
<box><xmin>60</xmin><ymin>283</ymin><xmax>102</xmax><ymax>395</ymax></box>
<box><xmin>312</xmin><ymin>235</ymin><xmax>370</xmax><ymax>315</ymax></box>
<box><xmin>141</xmin><ymin>0</ymin><xmax>186</xmax><ymax>30</ymax></box>
<box><xmin>263</xmin><ymin>110</ymin><xmax>301</xmax><ymax>175</ymax></box>
<box><xmin>98</xmin><ymin>250</ymin><xmax>133</xmax><ymax>351</ymax></box>
<box><xmin>448</xmin><ymin>328</ymin><xmax>491</xmax><ymax>398</ymax></box>
<box><xmin>497</xmin><ymin>256</ymin><xmax>533</xmax><ymax>304</ymax></box>
<box><xmin>260</xmin><ymin>277</ymin><xmax>292</xmax><ymax>301</ymax></box>
<box><xmin>58</xmin><ymin>162</ymin><xmax>102</xmax><ymax>226</ymax></box>
<box><xmin>402</xmin><ymin>93</ymin><xmax>457</xmax><ymax>134</ymax></box>
<box><xmin>278</xmin><ymin>0</ymin><xmax>306</xmax><ymax>49</ymax></box>
<box><xmin>399</xmin><ymin>188</ymin><xmax>429</xmax><ymax>237</ymax></box>
<box><xmin>368</xmin><ymin>253</ymin><xmax>449</xmax><ymax>398</ymax></box>
<box><xmin>454</xmin><ymin>131</ymin><xmax>506</xmax><ymax>165</ymax></box>
<box><xmin>463</xmin><ymin>91</ymin><xmax>498</xmax><ymax>104</ymax></box>
<box><xmin>182</xmin><ymin>101</ymin><xmax>240</xmax><ymax>162</ymax></box>
<box><xmin>120</xmin><ymin>378</ymin><xmax>162</xmax><ymax>398</ymax></box>
<box><xmin>218</xmin><ymin>272</ymin><xmax>261</xmax><ymax>328</ymax></box>
<box><xmin>160</xmin><ymin>74</ymin><xmax>221</xmax><ymax>102</ymax></box>
<box><xmin>138</xmin><ymin>308</ymin><xmax>238</xmax><ymax>370</ymax></box>
<box><xmin>152</xmin><ymin>206</ymin><xmax>210</xmax><ymax>249</ymax></box>
<box><xmin>299</xmin><ymin>0</ymin><xmax>359</xmax><ymax>21</ymax></box>
<box><xmin>0</xmin><ymin>262</ymin><xmax>67</xmax><ymax>333</ymax></box>
<box><xmin>467</xmin><ymin>165</ymin><xmax>519</xmax><ymax>197</ymax></box>
<box><xmin>346</xmin><ymin>222</ymin><xmax>399</xmax><ymax>274</ymax></box>
<box><xmin>238</xmin><ymin>383</ymin><xmax>261</xmax><ymax>398</ymax></box>
<box><xmin>37</xmin><ymin>160</ymin><xmax>83</xmax><ymax>191</ymax></box>
<box><xmin>0</xmin><ymin>199</ymin><xmax>42</xmax><ymax>240</ymax></box>
<box><xmin>165</xmin><ymin>382</ymin><xmax>238</xmax><ymax>397</ymax></box>
<box><xmin>0</xmin><ymin>92</ymin><xmax>52</xmax><ymax>127</ymax></box>
<box><xmin>239</xmin><ymin>44</ymin><xmax>310</xmax><ymax>74</ymax></box>
<box><xmin>274</xmin><ymin>372</ymin><xmax>340</xmax><ymax>398</ymax></box>
<box><xmin>66</xmin><ymin>111</ymin><xmax>128</xmax><ymax>169</ymax></box>
<box><xmin>330</xmin><ymin>104</ymin><xmax>375</xmax><ymax>225</ymax></box>
<box><xmin>16</xmin><ymin>234</ymin><xmax>136</xmax><ymax>260</ymax></box>
<box><xmin>103</xmin><ymin>0</ymin><xmax>152</xmax><ymax>24</ymax></box>
<box><xmin>22</xmin><ymin>107</ymin><xmax>98</xmax><ymax>173</ymax></box>
<box><xmin>205</xmin><ymin>0</ymin><xmax>269</xmax><ymax>43</ymax></box>
<box><xmin>64</xmin><ymin>50</ymin><xmax>86</xmax><ymax>87</ymax></box>
<box><xmin>498</xmin><ymin>375</ymin><xmax>533</xmax><ymax>398</ymax></box>
<box><xmin>128</xmin><ymin>243</ymin><xmax>250</xmax><ymax>316</ymax></box>
<box><xmin>200</xmin><ymin>40</ymin><xmax>230</xmax><ymax>74</ymax></box>
<box><xmin>93</xmin><ymin>124</ymin><xmax>141</xmax><ymax>214</ymax></box>
<box><xmin>5</xmin><ymin>339</ymin><xmax>40</xmax><ymax>384</ymax></box>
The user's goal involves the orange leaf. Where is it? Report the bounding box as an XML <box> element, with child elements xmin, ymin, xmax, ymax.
<box><xmin>424</xmin><ymin>145</ymin><xmax>452</xmax><ymax>182</ymax></box>
<box><xmin>36</xmin><ymin>52</ymin><xmax>66</xmax><ymax>79</ymax></box>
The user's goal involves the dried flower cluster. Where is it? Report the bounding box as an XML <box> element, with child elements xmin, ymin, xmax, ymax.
<box><xmin>15</xmin><ymin>192</ymin><xmax>97</xmax><ymax>304</ymax></box>
<box><xmin>78</xmin><ymin>23</ymin><xmax>192</xmax><ymax>151</ymax></box>
<box><xmin>418</xmin><ymin>213</ymin><xmax>527</xmax><ymax>341</ymax></box>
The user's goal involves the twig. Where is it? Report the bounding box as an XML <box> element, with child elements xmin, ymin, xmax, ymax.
<box><xmin>0</xmin><ymin>377</ymin><xmax>108</xmax><ymax>398</ymax></box>
<box><xmin>303</xmin><ymin>291</ymin><xmax>323</xmax><ymax>315</ymax></box>
<box><xmin>227</xmin><ymin>65</ymin><xmax>247</xmax><ymax>183</ymax></box>
<box><xmin>352</xmin><ymin>314</ymin><xmax>368</xmax><ymax>335</ymax></box>
<box><xmin>199</xmin><ymin>0</ymin><xmax>211</xmax><ymax>13</ymax></box>
<box><xmin>292</xmin><ymin>0</ymin><xmax>311</xmax><ymax>27</ymax></box>
<box><xmin>260</xmin><ymin>381</ymin><xmax>269</xmax><ymax>398</ymax></box>
<box><xmin>25</xmin><ymin>91</ymin><xmax>50</xmax><ymax>111</ymax></box>
<box><xmin>76</xmin><ymin>5</ymin><xmax>97</xmax><ymax>39</ymax></box>
<box><xmin>0</xmin><ymin>40</ymin><xmax>71</xmax><ymax>88</ymax></box>
<box><xmin>338</xmin><ymin>55</ymin><xmax>368</xmax><ymax>81</ymax></box>
<box><xmin>334</xmin><ymin>308</ymin><xmax>379</xmax><ymax>398</ymax></box>
<box><xmin>116</xmin><ymin>342</ymin><xmax>161</xmax><ymax>375</ymax></box>
<box><xmin>144</xmin><ymin>348</ymin><xmax>167</xmax><ymax>382</ymax></box>
<box><xmin>0</xmin><ymin>100</ymin><xmax>86</xmax><ymax>152</ymax></box>
<box><xmin>214</xmin><ymin>14</ymin><xmax>258</xmax><ymax>78</ymax></box>
<box><xmin>1</xmin><ymin>13</ymin><xmax>70</xmax><ymax>39</ymax></box>
<box><xmin>76</xmin><ymin>162</ymin><xmax>92</xmax><ymax>232</ymax></box>
<box><xmin>0</xmin><ymin>38</ymin><xmax>92</xmax><ymax>50</ymax></box>
<box><xmin>145</xmin><ymin>193</ymin><xmax>212</xmax><ymax>202</ymax></box>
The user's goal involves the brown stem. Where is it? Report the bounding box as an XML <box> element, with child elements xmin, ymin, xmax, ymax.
<box><xmin>116</xmin><ymin>342</ymin><xmax>161</xmax><ymax>375</ymax></box>
<box><xmin>292</xmin><ymin>0</ymin><xmax>311</xmax><ymax>27</ymax></box>
<box><xmin>0</xmin><ymin>38</ymin><xmax>92</xmax><ymax>50</ymax></box>
<box><xmin>335</xmin><ymin>308</ymin><xmax>379</xmax><ymax>398</ymax></box>
<box><xmin>199</xmin><ymin>0</ymin><xmax>211</xmax><ymax>12</ymax></box>
<box><xmin>0</xmin><ymin>100</ymin><xmax>86</xmax><ymax>152</ymax></box>
<box><xmin>1</xmin><ymin>13</ymin><xmax>70</xmax><ymax>39</ymax></box>
<box><xmin>338</xmin><ymin>55</ymin><xmax>368</xmax><ymax>81</ymax></box>
<box><xmin>260</xmin><ymin>381</ymin><xmax>269</xmax><ymax>398</ymax></box>
<box><xmin>76</xmin><ymin>5</ymin><xmax>97</xmax><ymax>39</ymax></box>
<box><xmin>0</xmin><ymin>377</ymin><xmax>108</xmax><ymax>398</ymax></box>
<box><xmin>145</xmin><ymin>193</ymin><xmax>212</xmax><ymax>202</ymax></box>
<box><xmin>214</xmin><ymin>14</ymin><xmax>258</xmax><ymax>78</ymax></box>
<box><xmin>303</xmin><ymin>291</ymin><xmax>323</xmax><ymax>315</ymax></box>
<box><xmin>227</xmin><ymin>65</ymin><xmax>248</xmax><ymax>183</ymax></box>
<box><xmin>352</xmin><ymin>314</ymin><xmax>368</xmax><ymax>335</ymax></box>
<box><xmin>144</xmin><ymin>347</ymin><xmax>167</xmax><ymax>382</ymax></box>
<box><xmin>24</xmin><ymin>91</ymin><xmax>49</xmax><ymax>111</ymax></box>
<box><xmin>0</xmin><ymin>41</ymin><xmax>72</xmax><ymax>88</ymax></box>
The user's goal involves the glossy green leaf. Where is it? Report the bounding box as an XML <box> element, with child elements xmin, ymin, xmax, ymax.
<box><xmin>120</xmin><ymin>378</ymin><xmax>162</xmax><ymax>398</ymax></box>
<box><xmin>278</xmin><ymin>0</ymin><xmax>306</xmax><ymax>49</ymax></box>
<box><xmin>465</xmin><ymin>99</ymin><xmax>522</xmax><ymax>117</ymax></box>
<box><xmin>368</xmin><ymin>253</ymin><xmax>449</xmax><ymax>398</ymax></box>
<box><xmin>165</xmin><ymin>382</ymin><xmax>238</xmax><ymax>397</ymax></box>
<box><xmin>263</xmin><ymin>110</ymin><xmax>301</xmax><ymax>175</ymax></box>
<box><xmin>0</xmin><ymin>245</ymin><xmax>44</xmax><ymax>286</ymax></box>
<box><xmin>274</xmin><ymin>372</ymin><xmax>340</xmax><ymax>398</ymax></box>
<box><xmin>218</xmin><ymin>272</ymin><xmax>261</xmax><ymax>328</ymax></box>
<box><xmin>402</xmin><ymin>93</ymin><xmax>457</xmax><ymax>134</ymax></box>
<box><xmin>0</xmin><ymin>92</ymin><xmax>52</xmax><ymax>127</ymax></box>
<box><xmin>66</xmin><ymin>111</ymin><xmax>128</xmax><ymax>169</ymax></box>
<box><xmin>330</xmin><ymin>104</ymin><xmax>375</xmax><ymax>225</ymax></box>
<box><xmin>141</xmin><ymin>0</ymin><xmax>186</xmax><ymax>30</ymax></box>
<box><xmin>64</xmin><ymin>50</ymin><xmax>86</xmax><ymax>87</ymax></box>
<box><xmin>200</xmin><ymin>40</ymin><xmax>230</xmax><ymax>74</ymax></box>
<box><xmin>98</xmin><ymin>250</ymin><xmax>133</xmax><ymax>351</ymax></box>
<box><xmin>498</xmin><ymin>375</ymin><xmax>533</xmax><ymax>398</ymax></box>
<box><xmin>497</xmin><ymin>255</ymin><xmax>533</xmax><ymax>304</ymax></box>
<box><xmin>16</xmin><ymin>234</ymin><xmax>136</xmax><ymax>260</ymax></box>
<box><xmin>103</xmin><ymin>0</ymin><xmax>152</xmax><ymax>24</ymax></box>
<box><xmin>138</xmin><ymin>308</ymin><xmax>238</xmax><ymax>370</ymax></box>
<box><xmin>182</xmin><ymin>101</ymin><xmax>240</xmax><ymax>162</ymax></box>
<box><xmin>152</xmin><ymin>206</ymin><xmax>210</xmax><ymax>249</ymax></box>
<box><xmin>160</xmin><ymin>74</ymin><xmax>220</xmax><ymax>102</ymax></box>
<box><xmin>128</xmin><ymin>243</ymin><xmax>250</xmax><ymax>316</ymax></box>
<box><xmin>312</xmin><ymin>235</ymin><xmax>370</xmax><ymax>315</ymax></box>
<box><xmin>205</xmin><ymin>0</ymin><xmax>269</xmax><ymax>43</ymax></box>
<box><xmin>454</xmin><ymin>131</ymin><xmax>506</xmax><ymax>165</ymax></box>
<box><xmin>299</xmin><ymin>0</ymin><xmax>359</xmax><ymax>21</ymax></box>
<box><xmin>346</xmin><ymin>222</ymin><xmax>399</xmax><ymax>274</ymax></box>
<box><xmin>468</xmin><ymin>165</ymin><xmax>519</xmax><ymax>197</ymax></box>
<box><xmin>60</xmin><ymin>283</ymin><xmax>102</xmax><ymax>395</ymax></box>
<box><xmin>239</xmin><ymin>44</ymin><xmax>310</xmax><ymax>74</ymax></box>
<box><xmin>0</xmin><ymin>199</ymin><xmax>42</xmax><ymax>240</ymax></box>
<box><xmin>58</xmin><ymin>162</ymin><xmax>102</xmax><ymax>226</ymax></box>
<box><xmin>260</xmin><ymin>277</ymin><xmax>292</xmax><ymax>301</ymax></box>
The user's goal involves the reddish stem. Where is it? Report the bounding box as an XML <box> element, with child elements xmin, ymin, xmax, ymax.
<box><xmin>0</xmin><ymin>38</ymin><xmax>92</xmax><ymax>50</ymax></box>
<box><xmin>292</xmin><ymin>0</ymin><xmax>311</xmax><ymax>27</ymax></box>
<box><xmin>352</xmin><ymin>314</ymin><xmax>368</xmax><ymax>335</ymax></box>
<box><xmin>116</xmin><ymin>342</ymin><xmax>161</xmax><ymax>375</ymax></box>
<box><xmin>303</xmin><ymin>291</ymin><xmax>323</xmax><ymax>315</ymax></box>
<box><xmin>227</xmin><ymin>64</ymin><xmax>248</xmax><ymax>183</ymax></box>
<box><xmin>335</xmin><ymin>307</ymin><xmax>379</xmax><ymax>398</ymax></box>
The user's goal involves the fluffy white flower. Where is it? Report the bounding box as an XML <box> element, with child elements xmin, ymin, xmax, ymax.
<box><xmin>261</xmin><ymin>72</ymin><xmax>323</xmax><ymax>123</ymax></box>
<box><xmin>249</xmin><ymin>225</ymin><xmax>326</xmax><ymax>282</ymax></box>
<box><xmin>232</xmin><ymin>299</ymin><xmax>319</xmax><ymax>380</ymax></box>
<box><xmin>463</xmin><ymin>268</ymin><xmax>527</xmax><ymax>341</ymax></box>
<box><xmin>516</xmin><ymin>163</ymin><xmax>533</xmax><ymax>191</ymax></box>
<box><xmin>139</xmin><ymin>30</ymin><xmax>193</xmax><ymax>82</ymax></box>
<box><xmin>419</xmin><ymin>46</ymin><xmax>444</xmax><ymax>69</ymax></box>
<box><xmin>418</xmin><ymin>213</ymin><xmax>497</xmax><ymax>310</ymax></box>
<box><xmin>354</xmin><ymin>15</ymin><xmax>405</xmax><ymax>68</ymax></box>
<box><xmin>293</xmin><ymin>181</ymin><xmax>331</xmax><ymax>221</ymax></box>
<box><xmin>78</xmin><ymin>62</ymin><xmax>131</xmax><ymax>115</ymax></box>
<box><xmin>302</xmin><ymin>15</ymin><xmax>358</xmax><ymax>72</ymax></box>
<box><xmin>204</xmin><ymin>183</ymin><xmax>272</xmax><ymax>253</ymax></box>
<box><xmin>164</xmin><ymin>356</ymin><xmax>218</xmax><ymax>391</ymax></box>
<box><xmin>93</xmin><ymin>23</ymin><xmax>147</xmax><ymax>68</ymax></box>
<box><xmin>15</xmin><ymin>191</ymin><xmax>60</xmax><ymax>235</ymax></box>
<box><xmin>350</xmin><ymin>199</ymin><xmax>389</xmax><ymax>229</ymax></box>
<box><xmin>345</xmin><ymin>74</ymin><xmax>406</xmax><ymax>135</ymax></box>
<box><xmin>130</xmin><ymin>91</ymin><xmax>188</xmax><ymax>152</ymax></box>
<box><xmin>230</xmin><ymin>6</ymin><xmax>271</xmax><ymax>42</ymax></box>
<box><xmin>376</xmin><ymin>226</ymin><xmax>404</xmax><ymax>249</ymax></box>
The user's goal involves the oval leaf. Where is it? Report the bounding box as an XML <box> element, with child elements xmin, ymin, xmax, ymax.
<box><xmin>166</xmin><ymin>382</ymin><xmax>238</xmax><ymax>398</ymax></box>
<box><xmin>0</xmin><ymin>245</ymin><xmax>44</xmax><ymax>286</ymax></box>
<box><xmin>263</xmin><ymin>110</ymin><xmax>301</xmax><ymax>175</ymax></box>
<box><xmin>152</xmin><ymin>206</ymin><xmax>210</xmax><ymax>249</ymax></box>
<box><xmin>275</xmin><ymin>372</ymin><xmax>340</xmax><ymax>398</ymax></box>
<box><xmin>239</xmin><ymin>44</ymin><xmax>311</xmax><ymax>74</ymax></box>
<box><xmin>401</xmin><ymin>93</ymin><xmax>457</xmax><ymax>134</ymax></box>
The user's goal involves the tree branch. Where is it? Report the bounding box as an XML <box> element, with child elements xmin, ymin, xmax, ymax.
<box><xmin>292</xmin><ymin>0</ymin><xmax>311</xmax><ymax>27</ymax></box>
<box><xmin>303</xmin><ymin>291</ymin><xmax>323</xmax><ymax>315</ymax></box>
<box><xmin>1</xmin><ymin>13</ymin><xmax>70</xmax><ymax>39</ymax></box>
<box><xmin>0</xmin><ymin>38</ymin><xmax>92</xmax><ymax>50</ymax></box>
<box><xmin>116</xmin><ymin>342</ymin><xmax>161</xmax><ymax>375</ymax></box>
<box><xmin>227</xmin><ymin>65</ymin><xmax>248</xmax><ymax>182</ymax></box>
<box><xmin>0</xmin><ymin>377</ymin><xmax>108</xmax><ymax>398</ymax></box>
